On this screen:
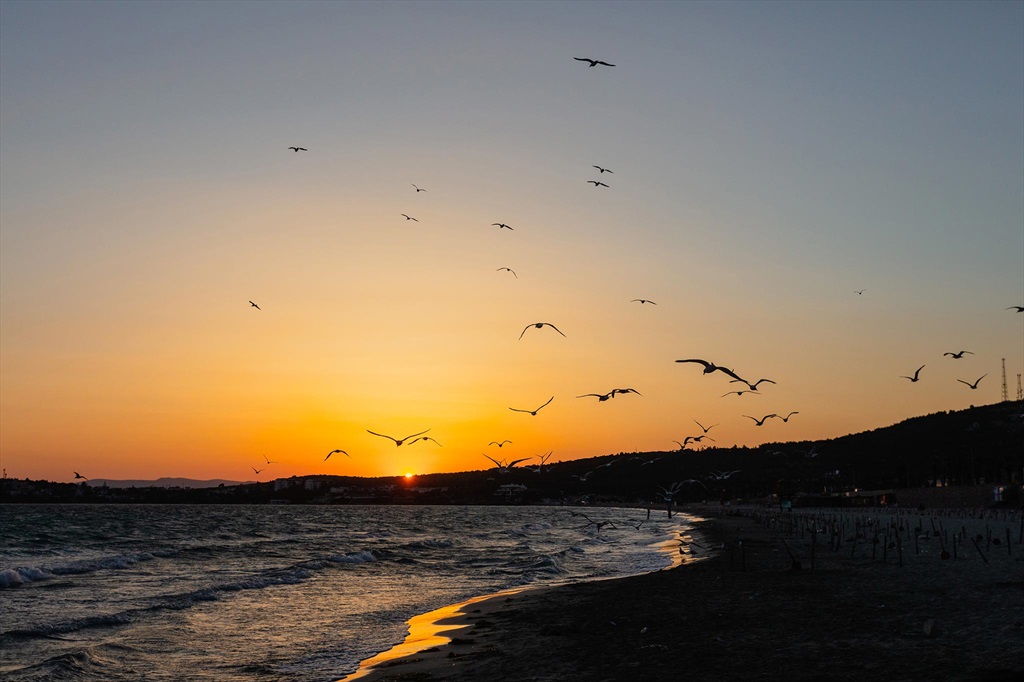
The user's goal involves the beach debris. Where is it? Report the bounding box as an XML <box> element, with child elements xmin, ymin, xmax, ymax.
<box><xmin>923</xmin><ymin>619</ymin><xmax>941</xmax><ymax>638</ymax></box>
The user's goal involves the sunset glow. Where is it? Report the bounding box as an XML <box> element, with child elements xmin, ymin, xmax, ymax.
<box><xmin>0</xmin><ymin>1</ymin><xmax>1021</xmax><ymax>484</ymax></box>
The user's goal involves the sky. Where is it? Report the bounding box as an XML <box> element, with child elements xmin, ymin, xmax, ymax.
<box><xmin>1</xmin><ymin>0</ymin><xmax>1022</xmax><ymax>483</ymax></box>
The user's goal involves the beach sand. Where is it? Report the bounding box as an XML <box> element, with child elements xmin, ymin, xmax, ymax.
<box><xmin>347</xmin><ymin>507</ymin><xmax>1024</xmax><ymax>682</ymax></box>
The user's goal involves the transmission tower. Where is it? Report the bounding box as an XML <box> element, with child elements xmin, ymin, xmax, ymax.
<box><xmin>1001</xmin><ymin>358</ymin><xmax>1008</xmax><ymax>402</ymax></box>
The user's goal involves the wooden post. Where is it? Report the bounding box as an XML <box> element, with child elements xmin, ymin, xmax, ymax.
<box><xmin>970</xmin><ymin>537</ymin><xmax>989</xmax><ymax>565</ymax></box>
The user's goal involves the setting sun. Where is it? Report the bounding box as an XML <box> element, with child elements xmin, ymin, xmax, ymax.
<box><xmin>404</xmin><ymin>473</ymin><xmax>413</xmax><ymax>480</ymax></box>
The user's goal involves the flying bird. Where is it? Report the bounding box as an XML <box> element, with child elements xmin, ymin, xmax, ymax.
<box><xmin>900</xmin><ymin>365</ymin><xmax>925</xmax><ymax>382</ymax></box>
<box><xmin>252</xmin><ymin>467</ymin><xmax>263</xmax><ymax>474</ymax></box>
<box><xmin>401</xmin><ymin>214</ymin><xmax>419</xmax><ymax>222</ymax></box>
<box><xmin>944</xmin><ymin>351</ymin><xmax>973</xmax><ymax>359</ymax></box>
<box><xmin>775</xmin><ymin>411</ymin><xmax>800</xmax><ymax>423</ymax></box>
<box><xmin>731</xmin><ymin>378</ymin><xmax>776</xmax><ymax>391</ymax></box>
<box><xmin>684</xmin><ymin>435</ymin><xmax>715</xmax><ymax>445</ymax></box>
<box><xmin>577</xmin><ymin>392</ymin><xmax>614</xmax><ymax>402</ymax></box>
<box><xmin>492</xmin><ymin>222</ymin><xmax>513</xmax><ymax>230</ymax></box>
<box><xmin>411</xmin><ymin>184</ymin><xmax>426</xmax><ymax>192</ymax></box>
<box><xmin>631</xmin><ymin>299</ymin><xmax>656</xmax><ymax>305</ymax></box>
<box><xmin>592</xmin><ymin>165</ymin><xmax>613</xmax><ymax>174</ymax></box>
<box><xmin>707</xmin><ymin>470</ymin><xmax>741</xmax><ymax>481</ymax></box>
<box><xmin>509</xmin><ymin>396</ymin><xmax>554</xmax><ymax>416</ymax></box>
<box><xmin>744</xmin><ymin>414</ymin><xmax>777</xmax><ymax>426</ymax></box>
<box><xmin>73</xmin><ymin>471</ymin><xmax>87</xmax><ymax>480</ymax></box>
<box><xmin>957</xmin><ymin>374</ymin><xmax>987</xmax><ymax>389</ymax></box>
<box><xmin>249</xmin><ymin>300</ymin><xmax>261</xmax><ymax>310</ymax></box>
<box><xmin>519</xmin><ymin>322</ymin><xmax>566</xmax><ymax>340</ymax></box>
<box><xmin>855</xmin><ymin>289</ymin><xmax>865</xmax><ymax>295</ymax></box>
<box><xmin>497</xmin><ymin>267</ymin><xmax>518</xmax><ymax>278</ymax></box>
<box><xmin>325</xmin><ymin>449</ymin><xmax>350</xmax><ymax>461</ymax></box>
<box><xmin>693</xmin><ymin>420</ymin><xmax>718</xmax><ymax>433</ymax></box>
<box><xmin>366</xmin><ymin>429</ymin><xmax>430</xmax><ymax>446</ymax></box>
<box><xmin>722</xmin><ymin>390</ymin><xmax>761</xmax><ymax>397</ymax></box>
<box><xmin>483</xmin><ymin>454</ymin><xmax>530</xmax><ymax>474</ymax></box>
<box><xmin>574</xmin><ymin>57</ymin><xmax>615</xmax><ymax>67</ymax></box>
<box><xmin>1006</xmin><ymin>306</ymin><xmax>1023</xmax><ymax>312</ymax></box>
<box><xmin>675</xmin><ymin>359</ymin><xmax>744</xmax><ymax>382</ymax></box>
<box><xmin>587</xmin><ymin>180</ymin><xmax>609</xmax><ymax>188</ymax></box>
<box><xmin>489</xmin><ymin>440</ymin><xmax>513</xmax><ymax>447</ymax></box>
<box><xmin>262</xmin><ymin>454</ymin><xmax>278</xmax><ymax>464</ymax></box>
<box><xmin>408</xmin><ymin>436</ymin><xmax>443</xmax><ymax>446</ymax></box>
<box><xmin>611</xmin><ymin>388</ymin><xmax>642</xmax><ymax>398</ymax></box>
<box><xmin>287</xmin><ymin>147</ymin><xmax>307</xmax><ymax>152</ymax></box>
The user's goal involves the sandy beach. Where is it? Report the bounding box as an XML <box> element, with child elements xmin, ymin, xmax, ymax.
<box><xmin>348</xmin><ymin>506</ymin><xmax>1024</xmax><ymax>682</ymax></box>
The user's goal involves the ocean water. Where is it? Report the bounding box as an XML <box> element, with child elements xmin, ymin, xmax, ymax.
<box><xmin>0</xmin><ymin>504</ymin><xmax>698</xmax><ymax>681</ymax></box>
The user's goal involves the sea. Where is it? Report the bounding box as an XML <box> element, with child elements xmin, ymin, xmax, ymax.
<box><xmin>0</xmin><ymin>504</ymin><xmax>699</xmax><ymax>681</ymax></box>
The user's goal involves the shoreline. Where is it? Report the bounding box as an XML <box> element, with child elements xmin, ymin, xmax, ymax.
<box><xmin>345</xmin><ymin>506</ymin><xmax>1023</xmax><ymax>682</ymax></box>
<box><xmin>341</xmin><ymin>512</ymin><xmax>711</xmax><ymax>681</ymax></box>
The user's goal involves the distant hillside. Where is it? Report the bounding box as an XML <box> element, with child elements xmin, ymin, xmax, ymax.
<box><xmin>89</xmin><ymin>477</ymin><xmax>243</xmax><ymax>489</ymax></box>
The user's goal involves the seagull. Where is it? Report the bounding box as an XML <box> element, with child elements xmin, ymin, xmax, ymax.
<box><xmin>519</xmin><ymin>322</ymin><xmax>566</xmax><ymax>340</ymax></box>
<box><xmin>492</xmin><ymin>222</ymin><xmax>513</xmax><ymax>230</ymax></box>
<box><xmin>366</xmin><ymin>429</ymin><xmax>430</xmax><ymax>446</ymax></box>
<box><xmin>675</xmin><ymin>359</ymin><xmax>745</xmax><ymax>382</ymax></box>
<box><xmin>411</xmin><ymin>184</ymin><xmax>426</xmax><ymax>192</ymax></box>
<box><xmin>408</xmin><ymin>436</ymin><xmax>443</xmax><ymax>446</ymax></box>
<box><xmin>489</xmin><ymin>440</ymin><xmax>513</xmax><ymax>447</ymax></box>
<box><xmin>401</xmin><ymin>214</ymin><xmax>419</xmax><ymax>222</ymax></box>
<box><xmin>730</xmin><ymin>378</ymin><xmax>776</xmax><ymax>391</ymax></box>
<box><xmin>672</xmin><ymin>440</ymin><xmax>687</xmax><ymax>451</ymax></box>
<box><xmin>262</xmin><ymin>454</ymin><xmax>278</xmax><ymax>464</ymax></box>
<box><xmin>707</xmin><ymin>470</ymin><xmax>741</xmax><ymax>481</ymax></box>
<box><xmin>249</xmin><ymin>300</ymin><xmax>261</xmax><ymax>310</ymax></box>
<box><xmin>287</xmin><ymin>147</ymin><xmax>307</xmax><ymax>152</ymax></box>
<box><xmin>744</xmin><ymin>414</ymin><xmax>777</xmax><ymax>426</ymax></box>
<box><xmin>73</xmin><ymin>471</ymin><xmax>88</xmax><ymax>480</ymax></box>
<box><xmin>957</xmin><ymin>374</ymin><xmax>987</xmax><ymax>389</ymax></box>
<box><xmin>572</xmin><ymin>470</ymin><xmax>594</xmax><ymax>481</ymax></box>
<box><xmin>574</xmin><ymin>57</ymin><xmax>615</xmax><ymax>67</ymax></box>
<box><xmin>944</xmin><ymin>351</ymin><xmax>973</xmax><ymax>359</ymax></box>
<box><xmin>694</xmin><ymin>420</ymin><xmax>718</xmax><ymax>433</ymax></box>
<box><xmin>577</xmin><ymin>391</ymin><xmax>614</xmax><ymax>402</ymax></box>
<box><xmin>325</xmin><ymin>449</ymin><xmax>350</xmax><ymax>461</ymax></box>
<box><xmin>775</xmin><ymin>411</ymin><xmax>800</xmax><ymax>423</ymax></box>
<box><xmin>684</xmin><ymin>434</ymin><xmax>715</xmax><ymax>445</ymax></box>
<box><xmin>587</xmin><ymin>180</ymin><xmax>609</xmax><ymax>188</ymax></box>
<box><xmin>593</xmin><ymin>165</ymin><xmax>613</xmax><ymax>174</ymax></box>
<box><xmin>721</xmin><ymin>390</ymin><xmax>761</xmax><ymax>397</ymax></box>
<box><xmin>855</xmin><ymin>289</ymin><xmax>865</xmax><ymax>295</ymax></box>
<box><xmin>497</xmin><ymin>267</ymin><xmax>518</xmax><ymax>278</ymax></box>
<box><xmin>900</xmin><ymin>365</ymin><xmax>925</xmax><ymax>382</ymax></box>
<box><xmin>631</xmin><ymin>299</ymin><xmax>656</xmax><ymax>305</ymax></box>
<box><xmin>509</xmin><ymin>396</ymin><xmax>554</xmax><ymax>416</ymax></box>
<box><xmin>610</xmin><ymin>388</ymin><xmax>642</xmax><ymax>398</ymax></box>
<box><xmin>483</xmin><ymin>454</ymin><xmax>530</xmax><ymax>474</ymax></box>
<box><xmin>252</xmin><ymin>467</ymin><xmax>264</xmax><ymax>474</ymax></box>
<box><xmin>1006</xmin><ymin>306</ymin><xmax>1023</xmax><ymax>312</ymax></box>
<box><xmin>570</xmin><ymin>511</ymin><xmax>616</xmax><ymax>532</ymax></box>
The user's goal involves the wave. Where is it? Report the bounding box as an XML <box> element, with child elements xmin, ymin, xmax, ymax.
<box><xmin>0</xmin><ymin>552</ymin><xmax>155</xmax><ymax>589</ymax></box>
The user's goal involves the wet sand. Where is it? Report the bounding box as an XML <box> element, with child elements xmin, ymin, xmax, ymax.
<box><xmin>348</xmin><ymin>506</ymin><xmax>1024</xmax><ymax>681</ymax></box>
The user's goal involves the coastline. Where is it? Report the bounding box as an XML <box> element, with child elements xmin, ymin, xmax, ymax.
<box><xmin>345</xmin><ymin>507</ymin><xmax>1024</xmax><ymax>682</ymax></box>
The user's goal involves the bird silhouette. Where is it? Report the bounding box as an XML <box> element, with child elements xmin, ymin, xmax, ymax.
<box><xmin>509</xmin><ymin>396</ymin><xmax>554</xmax><ymax>416</ymax></box>
<box><xmin>900</xmin><ymin>365</ymin><xmax>925</xmax><ymax>382</ymax></box>
<box><xmin>262</xmin><ymin>454</ymin><xmax>278</xmax><ymax>464</ymax></box>
<box><xmin>73</xmin><ymin>471</ymin><xmax>87</xmax><ymax>480</ymax></box>
<box><xmin>694</xmin><ymin>420</ymin><xmax>718</xmax><ymax>433</ymax></box>
<box><xmin>944</xmin><ymin>350</ymin><xmax>973</xmax><ymax>359</ymax></box>
<box><xmin>676</xmin><ymin>359</ymin><xmax>745</xmax><ymax>382</ymax></box>
<box><xmin>684</xmin><ymin>434</ymin><xmax>715</xmax><ymax>445</ymax></box>
<box><xmin>672</xmin><ymin>440</ymin><xmax>687</xmax><ymax>451</ymax></box>
<box><xmin>631</xmin><ymin>299</ymin><xmax>656</xmax><ymax>305</ymax></box>
<box><xmin>492</xmin><ymin>222</ymin><xmax>513</xmax><ymax>230</ymax></box>
<box><xmin>249</xmin><ymin>300</ymin><xmax>261</xmax><ymax>310</ymax></box>
<box><xmin>587</xmin><ymin>180</ymin><xmax>609</xmax><ymax>188</ymax></box>
<box><xmin>574</xmin><ymin>57</ymin><xmax>615</xmax><ymax>67</ymax></box>
<box><xmin>287</xmin><ymin>147</ymin><xmax>307</xmax><ymax>152</ymax></box>
<box><xmin>519</xmin><ymin>322</ymin><xmax>566</xmax><ymax>340</ymax></box>
<box><xmin>957</xmin><ymin>374</ymin><xmax>987</xmax><ymax>389</ymax></box>
<box><xmin>401</xmin><ymin>214</ymin><xmax>419</xmax><ymax>222</ymax></box>
<box><xmin>1006</xmin><ymin>306</ymin><xmax>1023</xmax><ymax>312</ymax></box>
<box><xmin>731</xmin><ymin>378</ymin><xmax>776</xmax><ymax>391</ymax></box>
<box><xmin>325</xmin><ymin>449</ymin><xmax>350</xmax><ymax>461</ymax></box>
<box><xmin>252</xmin><ymin>467</ymin><xmax>263</xmax><ymax>474</ymax></box>
<box><xmin>707</xmin><ymin>470</ymin><xmax>741</xmax><ymax>481</ymax></box>
<box><xmin>611</xmin><ymin>388</ymin><xmax>642</xmax><ymax>398</ymax></box>
<box><xmin>593</xmin><ymin>165</ymin><xmax>613</xmax><ymax>174</ymax></box>
<box><xmin>366</xmin><ymin>429</ymin><xmax>430</xmax><ymax>446</ymax></box>
<box><xmin>497</xmin><ymin>267</ymin><xmax>518</xmax><ymax>278</ymax></box>
<box><xmin>854</xmin><ymin>289</ymin><xmax>865</xmax><ymax>295</ymax></box>
<box><xmin>483</xmin><ymin>454</ymin><xmax>530</xmax><ymax>473</ymax></box>
<box><xmin>411</xmin><ymin>184</ymin><xmax>426</xmax><ymax>192</ymax></box>
<box><xmin>489</xmin><ymin>440</ymin><xmax>513</xmax><ymax>447</ymax></box>
<box><xmin>774</xmin><ymin>411</ymin><xmax>800</xmax><ymax>423</ymax></box>
<box><xmin>722</xmin><ymin>389</ymin><xmax>761</xmax><ymax>397</ymax></box>
<box><xmin>577</xmin><ymin>392</ymin><xmax>613</xmax><ymax>402</ymax></box>
<box><xmin>744</xmin><ymin>414</ymin><xmax>777</xmax><ymax>426</ymax></box>
<box><xmin>408</xmin><ymin>436</ymin><xmax>443</xmax><ymax>446</ymax></box>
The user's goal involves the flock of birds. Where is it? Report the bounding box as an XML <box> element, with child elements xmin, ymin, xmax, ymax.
<box><xmin>72</xmin><ymin>56</ymin><xmax>1022</xmax><ymax>487</ymax></box>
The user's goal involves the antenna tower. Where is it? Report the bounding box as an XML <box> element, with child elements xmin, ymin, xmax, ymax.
<box><xmin>1001</xmin><ymin>358</ymin><xmax>1008</xmax><ymax>402</ymax></box>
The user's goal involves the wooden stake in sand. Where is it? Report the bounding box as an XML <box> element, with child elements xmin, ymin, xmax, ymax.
<box><xmin>970</xmin><ymin>537</ymin><xmax>989</xmax><ymax>565</ymax></box>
